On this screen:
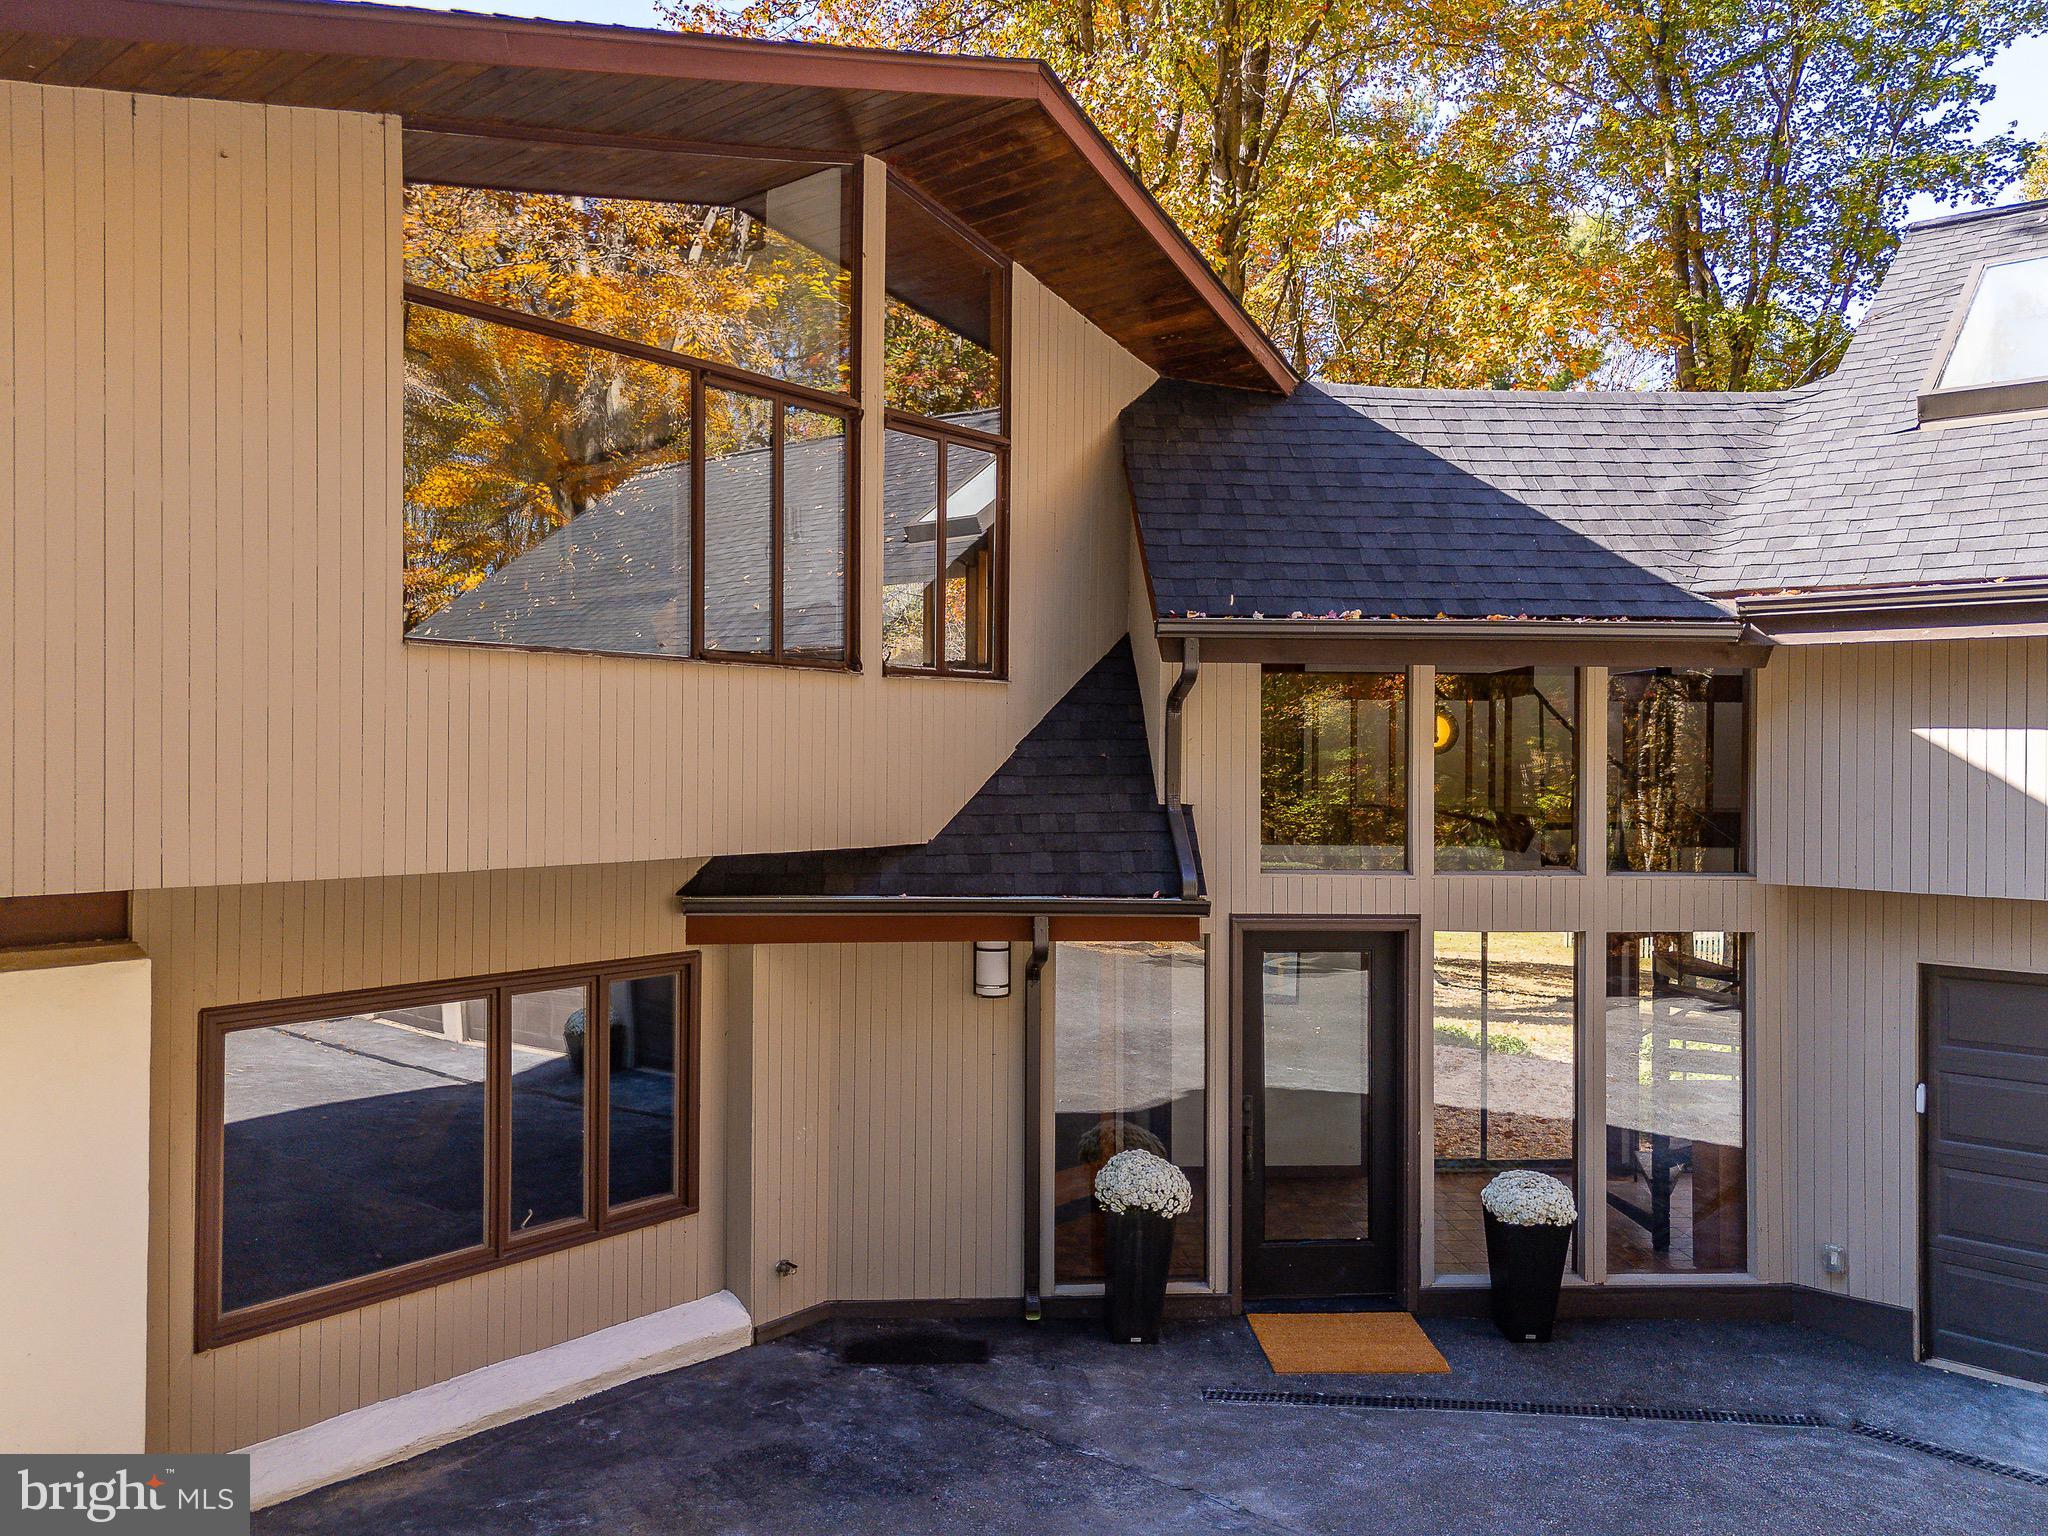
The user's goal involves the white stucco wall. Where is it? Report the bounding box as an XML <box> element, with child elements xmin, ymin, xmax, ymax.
<box><xmin>0</xmin><ymin>950</ymin><xmax>152</xmax><ymax>1452</ymax></box>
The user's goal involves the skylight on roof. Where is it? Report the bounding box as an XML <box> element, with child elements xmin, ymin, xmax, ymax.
<box><xmin>1937</xmin><ymin>253</ymin><xmax>2048</xmax><ymax>390</ymax></box>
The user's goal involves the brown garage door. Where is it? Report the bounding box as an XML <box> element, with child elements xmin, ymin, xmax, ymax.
<box><xmin>1923</xmin><ymin>967</ymin><xmax>2048</xmax><ymax>1386</ymax></box>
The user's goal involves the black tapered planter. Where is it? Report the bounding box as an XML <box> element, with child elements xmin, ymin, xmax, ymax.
<box><xmin>1103</xmin><ymin>1211</ymin><xmax>1175</xmax><ymax>1344</ymax></box>
<box><xmin>1483</xmin><ymin>1210</ymin><xmax>1572</xmax><ymax>1343</ymax></box>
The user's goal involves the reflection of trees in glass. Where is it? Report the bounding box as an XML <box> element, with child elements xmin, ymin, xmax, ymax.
<box><xmin>1260</xmin><ymin>672</ymin><xmax>1406</xmax><ymax>868</ymax></box>
<box><xmin>405</xmin><ymin>182</ymin><xmax>851</xmax><ymax>391</ymax></box>
<box><xmin>1608</xmin><ymin>669</ymin><xmax>1744</xmax><ymax>873</ymax></box>
<box><xmin>1434</xmin><ymin>669</ymin><xmax>1577</xmax><ymax>870</ymax></box>
<box><xmin>402</xmin><ymin>304</ymin><xmax>692</xmax><ymax>629</ymax></box>
<box><xmin>884</xmin><ymin>299</ymin><xmax>1001</xmax><ymax>417</ymax></box>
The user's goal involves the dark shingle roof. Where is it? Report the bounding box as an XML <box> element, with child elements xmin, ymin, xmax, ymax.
<box><xmin>1125</xmin><ymin>202</ymin><xmax>2048</xmax><ymax>619</ymax></box>
<box><xmin>1125</xmin><ymin>381</ymin><xmax>1775</xmax><ymax>620</ymax></box>
<box><xmin>680</xmin><ymin>637</ymin><xmax>1195</xmax><ymax>903</ymax></box>
<box><xmin>1700</xmin><ymin>204</ymin><xmax>2048</xmax><ymax>592</ymax></box>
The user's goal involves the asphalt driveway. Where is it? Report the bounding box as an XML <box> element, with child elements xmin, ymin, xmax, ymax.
<box><xmin>259</xmin><ymin>1314</ymin><xmax>2048</xmax><ymax>1536</ymax></box>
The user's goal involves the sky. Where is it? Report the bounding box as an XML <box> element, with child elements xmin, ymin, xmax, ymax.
<box><xmin>393</xmin><ymin>1</ymin><xmax>2048</xmax><ymax>218</ymax></box>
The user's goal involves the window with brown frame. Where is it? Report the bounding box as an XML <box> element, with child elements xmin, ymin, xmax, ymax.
<box><xmin>196</xmin><ymin>953</ymin><xmax>698</xmax><ymax>1350</ymax></box>
<box><xmin>401</xmin><ymin>170</ymin><xmax>857</xmax><ymax>668</ymax></box>
<box><xmin>881</xmin><ymin>175</ymin><xmax>1009</xmax><ymax>676</ymax></box>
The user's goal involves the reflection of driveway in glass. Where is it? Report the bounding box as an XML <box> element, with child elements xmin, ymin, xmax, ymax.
<box><xmin>222</xmin><ymin>1018</ymin><xmax>675</xmax><ymax>1314</ymax></box>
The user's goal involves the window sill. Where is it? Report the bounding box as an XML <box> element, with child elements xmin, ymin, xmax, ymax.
<box><xmin>403</xmin><ymin>633</ymin><xmax>859</xmax><ymax>674</ymax></box>
<box><xmin>882</xmin><ymin>665</ymin><xmax>1008</xmax><ymax>684</ymax></box>
<box><xmin>1606</xmin><ymin>870</ymin><xmax>1755</xmax><ymax>880</ymax></box>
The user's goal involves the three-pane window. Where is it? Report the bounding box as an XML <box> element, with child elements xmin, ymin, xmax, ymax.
<box><xmin>199</xmin><ymin>955</ymin><xmax>697</xmax><ymax>1348</ymax></box>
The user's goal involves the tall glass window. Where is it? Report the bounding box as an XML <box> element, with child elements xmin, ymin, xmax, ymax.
<box><xmin>1609</xmin><ymin>668</ymin><xmax>1747</xmax><ymax>872</ymax></box>
<box><xmin>1605</xmin><ymin>934</ymin><xmax>1747</xmax><ymax>1274</ymax></box>
<box><xmin>507</xmin><ymin>985</ymin><xmax>591</xmax><ymax>1239</ymax></box>
<box><xmin>881</xmin><ymin>177</ymin><xmax>1007</xmax><ymax>677</ymax></box>
<box><xmin>1052</xmin><ymin>942</ymin><xmax>1206</xmax><ymax>1285</ymax></box>
<box><xmin>220</xmin><ymin>1001</ymin><xmax>492</xmax><ymax>1315</ymax></box>
<box><xmin>1432</xmin><ymin>932</ymin><xmax>1578</xmax><ymax>1278</ymax></box>
<box><xmin>1434</xmin><ymin>668</ymin><xmax>1578</xmax><ymax>870</ymax></box>
<box><xmin>401</xmin><ymin>168</ymin><xmax>854</xmax><ymax>666</ymax></box>
<box><xmin>1260</xmin><ymin>670</ymin><xmax>1407</xmax><ymax>870</ymax></box>
<box><xmin>404</xmin><ymin>175</ymin><xmax>852</xmax><ymax>393</ymax></box>
<box><xmin>883</xmin><ymin>179</ymin><xmax>1005</xmax><ymax>420</ymax></box>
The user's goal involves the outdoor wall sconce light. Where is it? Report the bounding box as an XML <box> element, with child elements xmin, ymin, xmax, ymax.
<box><xmin>973</xmin><ymin>940</ymin><xmax>1012</xmax><ymax>998</ymax></box>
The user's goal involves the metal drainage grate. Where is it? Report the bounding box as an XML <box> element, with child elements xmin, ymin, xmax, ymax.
<box><xmin>1849</xmin><ymin>1424</ymin><xmax>2048</xmax><ymax>1488</ymax></box>
<box><xmin>1201</xmin><ymin>1388</ymin><xmax>1827</xmax><ymax>1428</ymax></box>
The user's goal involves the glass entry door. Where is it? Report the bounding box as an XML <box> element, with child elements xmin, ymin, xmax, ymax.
<box><xmin>1242</xmin><ymin>930</ymin><xmax>1404</xmax><ymax>1299</ymax></box>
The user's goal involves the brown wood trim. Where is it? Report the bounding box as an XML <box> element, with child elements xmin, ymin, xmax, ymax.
<box><xmin>1045</xmin><ymin>916</ymin><xmax>1202</xmax><ymax>942</ymax></box>
<box><xmin>403</xmin><ymin>114</ymin><xmax>859</xmax><ymax>167</ymax></box>
<box><xmin>0</xmin><ymin>940</ymin><xmax>146</xmax><ymax>974</ymax></box>
<box><xmin>0</xmin><ymin>891</ymin><xmax>129</xmax><ymax>948</ymax></box>
<box><xmin>686</xmin><ymin>914</ymin><xmax>1202</xmax><ymax>944</ymax></box>
<box><xmin>687</xmin><ymin>914</ymin><xmax>1034</xmax><ymax>945</ymax></box>
<box><xmin>880</xmin><ymin>406</ymin><xmax>1008</xmax><ymax>452</ymax></box>
<box><xmin>878</xmin><ymin>410</ymin><xmax>1009</xmax><ymax>681</ymax></box>
<box><xmin>1177</xmin><ymin>632</ymin><xmax>1770</xmax><ymax>672</ymax></box>
<box><xmin>886</xmin><ymin>167</ymin><xmax>1011</xmax><ymax>272</ymax></box>
<box><xmin>404</xmin><ymin>283</ymin><xmax>857</xmax><ymax>416</ymax></box>
<box><xmin>194</xmin><ymin>951</ymin><xmax>701</xmax><ymax>1353</ymax></box>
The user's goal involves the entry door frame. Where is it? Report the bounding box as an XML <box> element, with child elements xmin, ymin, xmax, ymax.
<box><xmin>1230</xmin><ymin>915</ymin><xmax>1421</xmax><ymax>1310</ymax></box>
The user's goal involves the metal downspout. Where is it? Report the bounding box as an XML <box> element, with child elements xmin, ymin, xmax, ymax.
<box><xmin>1163</xmin><ymin>638</ymin><xmax>1201</xmax><ymax>899</ymax></box>
<box><xmin>1022</xmin><ymin>914</ymin><xmax>1051</xmax><ymax>1321</ymax></box>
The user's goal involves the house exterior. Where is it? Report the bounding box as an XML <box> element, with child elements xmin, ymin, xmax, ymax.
<box><xmin>3</xmin><ymin>0</ymin><xmax>2047</xmax><ymax>1482</ymax></box>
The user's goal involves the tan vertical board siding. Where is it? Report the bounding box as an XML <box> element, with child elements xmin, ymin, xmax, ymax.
<box><xmin>2</xmin><ymin>81</ymin><xmax>1157</xmax><ymax>899</ymax></box>
<box><xmin>739</xmin><ymin>942</ymin><xmax>1025</xmax><ymax>1324</ymax></box>
<box><xmin>1753</xmin><ymin>638</ymin><xmax>2048</xmax><ymax>901</ymax></box>
<box><xmin>131</xmin><ymin>859</ymin><xmax>721</xmax><ymax>1453</ymax></box>
<box><xmin>1758</xmin><ymin>886</ymin><xmax>2048</xmax><ymax>1310</ymax></box>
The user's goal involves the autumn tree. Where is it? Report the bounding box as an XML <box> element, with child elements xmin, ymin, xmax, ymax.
<box><xmin>2022</xmin><ymin>142</ymin><xmax>2048</xmax><ymax>201</ymax></box>
<box><xmin>1431</xmin><ymin>0</ymin><xmax>2043</xmax><ymax>388</ymax></box>
<box><xmin>669</xmin><ymin>0</ymin><xmax>1647</xmax><ymax>386</ymax></box>
<box><xmin>670</xmin><ymin>0</ymin><xmax>2039</xmax><ymax>390</ymax></box>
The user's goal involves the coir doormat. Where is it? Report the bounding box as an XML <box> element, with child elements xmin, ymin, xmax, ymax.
<box><xmin>1247</xmin><ymin>1312</ymin><xmax>1450</xmax><ymax>1375</ymax></box>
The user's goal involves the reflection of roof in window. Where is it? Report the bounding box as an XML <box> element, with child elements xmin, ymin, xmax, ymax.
<box><xmin>411</xmin><ymin>409</ymin><xmax>997</xmax><ymax>658</ymax></box>
<box><xmin>1937</xmin><ymin>254</ymin><xmax>2048</xmax><ymax>390</ymax></box>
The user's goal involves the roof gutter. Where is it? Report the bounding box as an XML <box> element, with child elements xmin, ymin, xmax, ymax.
<box><xmin>1730</xmin><ymin>578</ymin><xmax>2048</xmax><ymax>618</ymax></box>
<box><xmin>1162</xmin><ymin>638</ymin><xmax>1201</xmax><ymax>902</ymax></box>
<box><xmin>675</xmin><ymin>894</ymin><xmax>1209</xmax><ymax>916</ymax></box>
<box><xmin>1156</xmin><ymin>617</ymin><xmax>1752</xmax><ymax>643</ymax></box>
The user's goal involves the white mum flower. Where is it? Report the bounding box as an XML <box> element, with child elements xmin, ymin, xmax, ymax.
<box><xmin>1094</xmin><ymin>1149</ymin><xmax>1192</xmax><ymax>1219</ymax></box>
<box><xmin>1480</xmin><ymin>1169</ymin><xmax>1577</xmax><ymax>1227</ymax></box>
